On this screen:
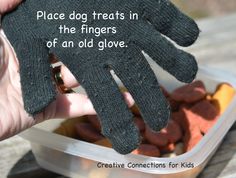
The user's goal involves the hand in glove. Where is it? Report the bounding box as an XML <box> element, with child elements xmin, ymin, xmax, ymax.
<box><xmin>1</xmin><ymin>0</ymin><xmax>199</xmax><ymax>154</ymax></box>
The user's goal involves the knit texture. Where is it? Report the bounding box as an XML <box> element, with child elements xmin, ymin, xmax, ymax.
<box><xmin>1</xmin><ymin>0</ymin><xmax>199</xmax><ymax>154</ymax></box>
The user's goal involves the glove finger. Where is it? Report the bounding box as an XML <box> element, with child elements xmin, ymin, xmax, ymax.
<box><xmin>111</xmin><ymin>46</ymin><xmax>170</xmax><ymax>132</ymax></box>
<box><xmin>134</xmin><ymin>21</ymin><xmax>198</xmax><ymax>83</ymax></box>
<box><xmin>79</xmin><ymin>67</ymin><xmax>140</xmax><ymax>155</ymax></box>
<box><xmin>12</xmin><ymin>39</ymin><xmax>56</xmax><ymax>115</ymax></box>
<box><xmin>53</xmin><ymin>50</ymin><xmax>140</xmax><ymax>154</ymax></box>
<box><xmin>143</xmin><ymin>0</ymin><xmax>199</xmax><ymax>47</ymax></box>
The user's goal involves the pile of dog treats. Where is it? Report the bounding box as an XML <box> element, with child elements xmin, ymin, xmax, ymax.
<box><xmin>54</xmin><ymin>81</ymin><xmax>235</xmax><ymax>157</ymax></box>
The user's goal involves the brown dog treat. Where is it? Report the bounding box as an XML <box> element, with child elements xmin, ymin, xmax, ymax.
<box><xmin>176</xmin><ymin>107</ymin><xmax>216</xmax><ymax>135</ymax></box>
<box><xmin>172</xmin><ymin>109</ymin><xmax>203</xmax><ymax>152</ymax></box>
<box><xmin>75</xmin><ymin>123</ymin><xmax>104</xmax><ymax>142</ymax></box>
<box><xmin>94</xmin><ymin>138</ymin><xmax>112</xmax><ymax>148</ymax></box>
<box><xmin>132</xmin><ymin>144</ymin><xmax>160</xmax><ymax>157</ymax></box>
<box><xmin>87</xmin><ymin>115</ymin><xmax>102</xmax><ymax>132</ymax></box>
<box><xmin>140</xmin><ymin>131</ymin><xmax>148</xmax><ymax>143</ymax></box>
<box><xmin>134</xmin><ymin>117</ymin><xmax>145</xmax><ymax>132</ymax></box>
<box><xmin>164</xmin><ymin>120</ymin><xmax>183</xmax><ymax>143</ymax></box>
<box><xmin>159</xmin><ymin>143</ymin><xmax>175</xmax><ymax>153</ymax></box>
<box><xmin>189</xmin><ymin>100</ymin><xmax>219</xmax><ymax>134</ymax></box>
<box><xmin>54</xmin><ymin>126</ymin><xmax>67</xmax><ymax>136</ymax></box>
<box><xmin>191</xmin><ymin>100</ymin><xmax>219</xmax><ymax>119</ymax></box>
<box><xmin>171</xmin><ymin>80</ymin><xmax>207</xmax><ymax>103</ymax></box>
<box><xmin>180</xmin><ymin>108</ymin><xmax>203</xmax><ymax>152</ymax></box>
<box><xmin>172</xmin><ymin>111</ymin><xmax>190</xmax><ymax>132</ymax></box>
<box><xmin>179</xmin><ymin>102</ymin><xmax>194</xmax><ymax>110</ymax></box>
<box><xmin>144</xmin><ymin>126</ymin><xmax>168</xmax><ymax>147</ymax></box>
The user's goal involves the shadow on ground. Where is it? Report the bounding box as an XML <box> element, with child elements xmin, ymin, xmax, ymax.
<box><xmin>7</xmin><ymin>151</ymin><xmax>67</xmax><ymax>178</ymax></box>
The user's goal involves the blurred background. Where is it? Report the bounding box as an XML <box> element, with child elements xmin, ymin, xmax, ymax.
<box><xmin>172</xmin><ymin>0</ymin><xmax>236</xmax><ymax>19</ymax></box>
<box><xmin>170</xmin><ymin>0</ymin><xmax>236</xmax><ymax>76</ymax></box>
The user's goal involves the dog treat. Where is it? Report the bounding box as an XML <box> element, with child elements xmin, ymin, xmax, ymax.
<box><xmin>75</xmin><ymin>123</ymin><xmax>104</xmax><ymax>142</ymax></box>
<box><xmin>206</xmin><ymin>94</ymin><xmax>212</xmax><ymax>100</ymax></box>
<box><xmin>171</xmin><ymin>81</ymin><xmax>207</xmax><ymax>103</ymax></box>
<box><xmin>54</xmin><ymin>116</ymin><xmax>87</xmax><ymax>137</ymax></box>
<box><xmin>172</xmin><ymin>108</ymin><xmax>204</xmax><ymax>151</ymax></box>
<box><xmin>164</xmin><ymin>119</ymin><xmax>183</xmax><ymax>143</ymax></box>
<box><xmin>132</xmin><ymin>144</ymin><xmax>160</xmax><ymax>157</ymax></box>
<box><xmin>94</xmin><ymin>138</ymin><xmax>112</xmax><ymax>148</ymax></box>
<box><xmin>144</xmin><ymin>126</ymin><xmax>168</xmax><ymax>147</ymax></box>
<box><xmin>87</xmin><ymin>115</ymin><xmax>102</xmax><ymax>132</ymax></box>
<box><xmin>211</xmin><ymin>83</ymin><xmax>235</xmax><ymax>114</ymax></box>
<box><xmin>189</xmin><ymin>100</ymin><xmax>219</xmax><ymax>134</ymax></box>
<box><xmin>172</xmin><ymin>110</ymin><xmax>190</xmax><ymax>132</ymax></box>
<box><xmin>183</xmin><ymin>128</ymin><xmax>203</xmax><ymax>152</ymax></box>
<box><xmin>159</xmin><ymin>143</ymin><xmax>175</xmax><ymax>153</ymax></box>
<box><xmin>167</xmin><ymin>97</ymin><xmax>182</xmax><ymax>111</ymax></box>
<box><xmin>191</xmin><ymin>100</ymin><xmax>219</xmax><ymax>119</ymax></box>
<box><xmin>179</xmin><ymin>102</ymin><xmax>194</xmax><ymax>110</ymax></box>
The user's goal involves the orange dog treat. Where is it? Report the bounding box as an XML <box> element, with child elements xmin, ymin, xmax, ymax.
<box><xmin>211</xmin><ymin>83</ymin><xmax>235</xmax><ymax>114</ymax></box>
<box><xmin>171</xmin><ymin>81</ymin><xmax>207</xmax><ymax>103</ymax></box>
<box><xmin>87</xmin><ymin>115</ymin><xmax>102</xmax><ymax>132</ymax></box>
<box><xmin>75</xmin><ymin>123</ymin><xmax>104</xmax><ymax>142</ymax></box>
<box><xmin>94</xmin><ymin>138</ymin><xmax>112</xmax><ymax>148</ymax></box>
<box><xmin>144</xmin><ymin>126</ymin><xmax>168</xmax><ymax>147</ymax></box>
<box><xmin>132</xmin><ymin>144</ymin><xmax>160</xmax><ymax>157</ymax></box>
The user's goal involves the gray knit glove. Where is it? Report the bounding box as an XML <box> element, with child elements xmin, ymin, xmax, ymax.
<box><xmin>1</xmin><ymin>0</ymin><xmax>199</xmax><ymax>154</ymax></box>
